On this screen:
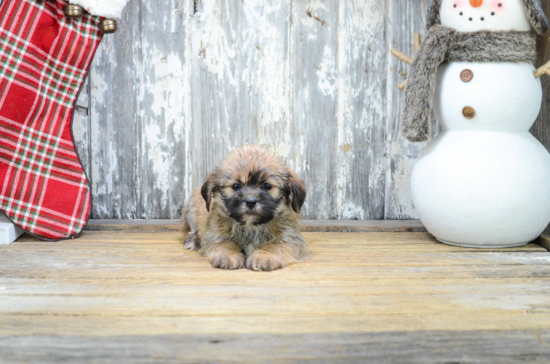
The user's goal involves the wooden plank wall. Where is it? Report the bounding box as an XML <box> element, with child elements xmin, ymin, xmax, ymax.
<box><xmin>73</xmin><ymin>0</ymin><xmax>550</xmax><ymax>220</ymax></box>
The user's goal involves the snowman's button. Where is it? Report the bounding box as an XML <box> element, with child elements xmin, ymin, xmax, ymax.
<box><xmin>462</xmin><ymin>106</ymin><xmax>476</xmax><ymax>119</ymax></box>
<box><xmin>460</xmin><ymin>69</ymin><xmax>473</xmax><ymax>82</ymax></box>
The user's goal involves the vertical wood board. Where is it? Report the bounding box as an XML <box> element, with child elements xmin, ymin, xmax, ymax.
<box><xmin>90</xmin><ymin>0</ymin><xmax>191</xmax><ymax>219</ymax></box>
<box><xmin>90</xmin><ymin>5</ymin><xmax>140</xmax><ymax>219</ymax></box>
<box><xmin>384</xmin><ymin>0</ymin><xmax>432</xmax><ymax>220</ymax></box>
<box><xmin>289</xmin><ymin>0</ymin><xmax>339</xmax><ymax>218</ymax></box>
<box><xmin>189</xmin><ymin>0</ymin><xmax>291</xmax><ymax>202</ymax></box>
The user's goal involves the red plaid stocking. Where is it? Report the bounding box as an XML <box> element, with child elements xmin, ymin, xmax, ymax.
<box><xmin>0</xmin><ymin>0</ymin><xmax>103</xmax><ymax>240</ymax></box>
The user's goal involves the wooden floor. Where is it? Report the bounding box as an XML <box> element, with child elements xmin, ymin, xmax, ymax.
<box><xmin>1</xmin><ymin>222</ymin><xmax>550</xmax><ymax>363</ymax></box>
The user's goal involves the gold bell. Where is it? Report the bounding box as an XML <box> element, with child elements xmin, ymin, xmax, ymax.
<box><xmin>99</xmin><ymin>19</ymin><xmax>117</xmax><ymax>34</ymax></box>
<box><xmin>64</xmin><ymin>4</ymin><xmax>84</xmax><ymax>18</ymax></box>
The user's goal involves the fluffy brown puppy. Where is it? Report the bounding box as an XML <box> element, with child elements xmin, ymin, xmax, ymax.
<box><xmin>180</xmin><ymin>145</ymin><xmax>309</xmax><ymax>271</ymax></box>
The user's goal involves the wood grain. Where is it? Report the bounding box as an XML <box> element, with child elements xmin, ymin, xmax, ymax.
<box><xmin>85</xmin><ymin>0</ymin><xmax>400</xmax><ymax>219</ymax></box>
<box><xmin>0</xmin><ymin>230</ymin><xmax>549</xmax><ymax>362</ymax></box>
<box><xmin>82</xmin><ymin>219</ymin><xmax>429</xmax><ymax>233</ymax></box>
<box><xmin>539</xmin><ymin>225</ymin><xmax>550</xmax><ymax>250</ymax></box>
<box><xmin>289</xmin><ymin>0</ymin><xmax>339</xmax><ymax>219</ymax></box>
<box><xmin>89</xmin><ymin>6</ymin><xmax>140</xmax><ymax>219</ymax></box>
<box><xmin>86</xmin><ymin>0</ymin><xmax>192</xmax><ymax>219</ymax></box>
<box><xmin>81</xmin><ymin>0</ymin><xmax>550</xmax><ymax>219</ymax></box>
<box><xmin>134</xmin><ymin>0</ymin><xmax>191</xmax><ymax>219</ymax></box>
<box><xmin>189</xmin><ymin>0</ymin><xmax>292</xmax><ymax>213</ymax></box>
<box><xmin>73</xmin><ymin>78</ymin><xmax>91</xmax><ymax>178</ymax></box>
<box><xmin>1</xmin><ymin>330</ymin><xmax>549</xmax><ymax>363</ymax></box>
<box><xmin>334</xmin><ymin>0</ymin><xmax>387</xmax><ymax>219</ymax></box>
<box><xmin>385</xmin><ymin>0</ymin><xmax>431</xmax><ymax>220</ymax></box>
<box><xmin>533</xmin><ymin>0</ymin><xmax>550</xmax><ymax>151</ymax></box>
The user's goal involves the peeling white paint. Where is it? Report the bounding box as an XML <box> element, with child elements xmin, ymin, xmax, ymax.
<box><xmin>316</xmin><ymin>46</ymin><xmax>336</xmax><ymax>97</ymax></box>
<box><xmin>342</xmin><ymin>203</ymin><xmax>366</xmax><ymax>220</ymax></box>
<box><xmin>90</xmin><ymin>38</ymin><xmax>123</xmax><ymax>218</ymax></box>
<box><xmin>80</xmin><ymin>0</ymin><xmax>435</xmax><ymax>219</ymax></box>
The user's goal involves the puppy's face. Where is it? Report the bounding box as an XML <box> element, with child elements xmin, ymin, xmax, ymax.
<box><xmin>218</xmin><ymin>171</ymin><xmax>284</xmax><ymax>226</ymax></box>
<box><xmin>201</xmin><ymin>146</ymin><xmax>306</xmax><ymax>226</ymax></box>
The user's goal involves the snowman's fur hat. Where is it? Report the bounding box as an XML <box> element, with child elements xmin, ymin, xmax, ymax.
<box><xmin>427</xmin><ymin>0</ymin><xmax>549</xmax><ymax>34</ymax></box>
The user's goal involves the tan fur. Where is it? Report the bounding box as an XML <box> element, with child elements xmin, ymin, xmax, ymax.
<box><xmin>180</xmin><ymin>145</ymin><xmax>309</xmax><ymax>271</ymax></box>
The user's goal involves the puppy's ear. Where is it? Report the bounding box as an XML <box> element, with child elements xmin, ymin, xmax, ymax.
<box><xmin>201</xmin><ymin>175</ymin><xmax>214</xmax><ymax>211</ymax></box>
<box><xmin>287</xmin><ymin>171</ymin><xmax>306</xmax><ymax>213</ymax></box>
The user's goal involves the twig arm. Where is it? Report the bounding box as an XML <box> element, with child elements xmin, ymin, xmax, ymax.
<box><xmin>390</xmin><ymin>49</ymin><xmax>413</xmax><ymax>66</ymax></box>
<box><xmin>397</xmin><ymin>80</ymin><xmax>407</xmax><ymax>90</ymax></box>
<box><xmin>391</xmin><ymin>34</ymin><xmax>421</xmax><ymax>90</ymax></box>
<box><xmin>534</xmin><ymin>61</ymin><xmax>550</xmax><ymax>78</ymax></box>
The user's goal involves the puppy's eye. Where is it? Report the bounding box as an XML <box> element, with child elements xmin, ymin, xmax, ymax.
<box><xmin>231</xmin><ymin>183</ymin><xmax>242</xmax><ymax>191</ymax></box>
<box><xmin>263</xmin><ymin>183</ymin><xmax>272</xmax><ymax>190</ymax></box>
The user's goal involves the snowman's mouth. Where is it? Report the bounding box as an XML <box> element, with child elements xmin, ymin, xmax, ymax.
<box><xmin>458</xmin><ymin>10</ymin><xmax>496</xmax><ymax>22</ymax></box>
<box><xmin>454</xmin><ymin>1</ymin><xmax>502</xmax><ymax>22</ymax></box>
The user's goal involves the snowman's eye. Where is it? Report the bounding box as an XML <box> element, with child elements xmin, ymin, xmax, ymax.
<box><xmin>498</xmin><ymin>3</ymin><xmax>502</xmax><ymax>6</ymax></box>
<box><xmin>460</xmin><ymin>12</ymin><xmax>463</xmax><ymax>15</ymax></box>
<box><xmin>481</xmin><ymin>17</ymin><xmax>484</xmax><ymax>21</ymax></box>
<box><xmin>491</xmin><ymin>12</ymin><xmax>495</xmax><ymax>15</ymax></box>
<box><xmin>453</xmin><ymin>4</ymin><xmax>457</xmax><ymax>7</ymax></box>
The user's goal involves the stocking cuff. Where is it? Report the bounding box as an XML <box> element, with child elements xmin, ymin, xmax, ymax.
<box><xmin>69</xmin><ymin>0</ymin><xmax>130</xmax><ymax>19</ymax></box>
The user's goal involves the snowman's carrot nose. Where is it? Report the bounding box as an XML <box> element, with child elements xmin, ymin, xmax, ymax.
<box><xmin>469</xmin><ymin>0</ymin><xmax>483</xmax><ymax>7</ymax></box>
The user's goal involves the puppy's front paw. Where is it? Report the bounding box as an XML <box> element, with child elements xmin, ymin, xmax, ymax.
<box><xmin>210</xmin><ymin>251</ymin><xmax>245</xmax><ymax>270</ymax></box>
<box><xmin>184</xmin><ymin>234</ymin><xmax>200</xmax><ymax>251</ymax></box>
<box><xmin>246</xmin><ymin>251</ymin><xmax>284</xmax><ymax>272</ymax></box>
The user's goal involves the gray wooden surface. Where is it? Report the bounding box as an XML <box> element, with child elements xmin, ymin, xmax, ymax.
<box><xmin>1</xmin><ymin>228</ymin><xmax>549</xmax><ymax>363</ymax></box>
<box><xmin>73</xmin><ymin>0</ymin><xmax>550</xmax><ymax>220</ymax></box>
<box><xmin>2</xmin><ymin>330</ymin><xmax>550</xmax><ymax>363</ymax></box>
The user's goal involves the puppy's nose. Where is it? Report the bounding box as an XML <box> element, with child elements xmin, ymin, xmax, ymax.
<box><xmin>244</xmin><ymin>197</ymin><xmax>258</xmax><ymax>208</ymax></box>
<box><xmin>469</xmin><ymin>0</ymin><xmax>483</xmax><ymax>7</ymax></box>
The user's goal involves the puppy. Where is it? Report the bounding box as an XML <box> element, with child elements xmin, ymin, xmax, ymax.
<box><xmin>181</xmin><ymin>145</ymin><xmax>309</xmax><ymax>271</ymax></box>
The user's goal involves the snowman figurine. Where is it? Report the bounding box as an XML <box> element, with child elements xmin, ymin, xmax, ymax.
<box><xmin>392</xmin><ymin>0</ymin><xmax>550</xmax><ymax>248</ymax></box>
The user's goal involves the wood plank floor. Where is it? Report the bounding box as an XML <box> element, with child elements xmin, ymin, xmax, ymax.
<box><xmin>1</xmin><ymin>225</ymin><xmax>550</xmax><ymax>363</ymax></box>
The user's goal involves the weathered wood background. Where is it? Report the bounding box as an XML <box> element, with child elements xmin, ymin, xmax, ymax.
<box><xmin>73</xmin><ymin>0</ymin><xmax>550</xmax><ymax>220</ymax></box>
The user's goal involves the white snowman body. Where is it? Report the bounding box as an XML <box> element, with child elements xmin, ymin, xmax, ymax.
<box><xmin>411</xmin><ymin>0</ymin><xmax>550</xmax><ymax>247</ymax></box>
